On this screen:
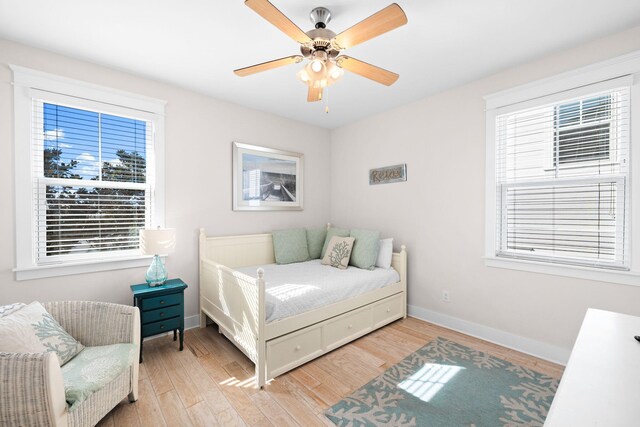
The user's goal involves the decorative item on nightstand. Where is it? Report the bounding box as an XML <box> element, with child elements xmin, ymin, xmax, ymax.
<box><xmin>139</xmin><ymin>227</ymin><xmax>176</xmax><ymax>286</ymax></box>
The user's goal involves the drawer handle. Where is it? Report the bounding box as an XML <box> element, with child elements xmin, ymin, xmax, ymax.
<box><xmin>386</xmin><ymin>308</ymin><xmax>391</xmax><ymax>313</ymax></box>
<box><xmin>295</xmin><ymin>345</ymin><xmax>301</xmax><ymax>351</ymax></box>
<box><xmin>160</xmin><ymin>300</ymin><xmax>165</xmax><ymax>305</ymax></box>
<box><xmin>160</xmin><ymin>312</ymin><xmax>165</xmax><ymax>317</ymax></box>
<box><xmin>160</xmin><ymin>325</ymin><xmax>165</xmax><ymax>329</ymax></box>
<box><xmin>348</xmin><ymin>324</ymin><xmax>353</xmax><ymax>329</ymax></box>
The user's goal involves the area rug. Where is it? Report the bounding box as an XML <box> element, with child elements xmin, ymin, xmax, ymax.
<box><xmin>325</xmin><ymin>337</ymin><xmax>560</xmax><ymax>427</ymax></box>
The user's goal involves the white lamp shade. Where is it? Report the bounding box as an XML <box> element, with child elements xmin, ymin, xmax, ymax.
<box><xmin>139</xmin><ymin>228</ymin><xmax>176</xmax><ymax>255</ymax></box>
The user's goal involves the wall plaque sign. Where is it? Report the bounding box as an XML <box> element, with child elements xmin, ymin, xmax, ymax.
<box><xmin>369</xmin><ymin>164</ymin><xmax>407</xmax><ymax>185</ymax></box>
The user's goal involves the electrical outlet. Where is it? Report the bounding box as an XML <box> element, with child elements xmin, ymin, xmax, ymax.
<box><xmin>442</xmin><ymin>290</ymin><xmax>451</xmax><ymax>303</ymax></box>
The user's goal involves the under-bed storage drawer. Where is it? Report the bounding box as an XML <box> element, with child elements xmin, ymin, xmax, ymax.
<box><xmin>324</xmin><ymin>306</ymin><xmax>373</xmax><ymax>351</ymax></box>
<box><xmin>267</xmin><ymin>325</ymin><xmax>323</xmax><ymax>378</ymax></box>
<box><xmin>373</xmin><ymin>293</ymin><xmax>404</xmax><ymax>328</ymax></box>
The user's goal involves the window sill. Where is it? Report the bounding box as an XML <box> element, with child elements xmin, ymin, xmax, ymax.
<box><xmin>484</xmin><ymin>256</ymin><xmax>640</xmax><ymax>287</ymax></box>
<box><xmin>14</xmin><ymin>255</ymin><xmax>161</xmax><ymax>281</ymax></box>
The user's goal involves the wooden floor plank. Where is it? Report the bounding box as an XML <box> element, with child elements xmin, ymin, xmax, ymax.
<box><xmin>215</xmin><ymin>407</ymin><xmax>248</xmax><ymax>427</ymax></box>
<box><xmin>111</xmin><ymin>400</ymin><xmax>141</xmax><ymax>427</ymax></box>
<box><xmin>187</xmin><ymin>400</ymin><xmax>221</xmax><ymax>427</ymax></box>
<box><xmin>283</xmin><ymin>374</ymin><xmax>341</xmax><ymax>412</ymax></box>
<box><xmin>157</xmin><ymin>390</ymin><xmax>195</xmax><ymax>427</ymax></box>
<box><xmin>95</xmin><ymin>411</ymin><xmax>115</xmax><ymax>427</ymax></box>
<box><xmin>100</xmin><ymin>317</ymin><xmax>563</xmax><ymax>427</ymax></box>
<box><xmin>142</xmin><ymin>340</ymin><xmax>174</xmax><ymax>396</ymax></box>
<box><xmin>264</xmin><ymin>379</ymin><xmax>326</xmax><ymax>427</ymax></box>
<box><xmin>250</xmin><ymin>390</ymin><xmax>300</xmax><ymax>427</ymax></box>
<box><xmin>297</xmin><ymin>363</ymin><xmax>351</xmax><ymax>396</ymax></box>
<box><xmin>176</xmin><ymin>338</ymin><xmax>237</xmax><ymax>415</ymax></box>
<box><xmin>207</xmin><ymin>359</ymin><xmax>272</xmax><ymax>426</ymax></box>
<box><xmin>289</xmin><ymin>366</ymin><xmax>321</xmax><ymax>389</ymax></box>
<box><xmin>133</xmin><ymin>378</ymin><xmax>167</xmax><ymax>427</ymax></box>
<box><xmin>166</xmin><ymin>366</ymin><xmax>204</xmax><ymax>409</ymax></box>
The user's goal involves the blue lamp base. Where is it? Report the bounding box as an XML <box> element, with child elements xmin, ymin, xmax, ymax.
<box><xmin>146</xmin><ymin>254</ymin><xmax>168</xmax><ymax>287</ymax></box>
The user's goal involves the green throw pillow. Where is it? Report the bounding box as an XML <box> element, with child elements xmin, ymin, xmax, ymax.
<box><xmin>321</xmin><ymin>227</ymin><xmax>350</xmax><ymax>258</ymax></box>
<box><xmin>349</xmin><ymin>229</ymin><xmax>381</xmax><ymax>270</ymax></box>
<box><xmin>306</xmin><ymin>228</ymin><xmax>328</xmax><ymax>259</ymax></box>
<box><xmin>272</xmin><ymin>228</ymin><xmax>310</xmax><ymax>264</ymax></box>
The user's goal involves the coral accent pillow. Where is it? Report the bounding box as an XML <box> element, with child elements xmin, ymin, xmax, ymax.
<box><xmin>321</xmin><ymin>236</ymin><xmax>355</xmax><ymax>269</ymax></box>
<box><xmin>0</xmin><ymin>301</ymin><xmax>84</xmax><ymax>366</ymax></box>
<box><xmin>321</xmin><ymin>227</ymin><xmax>350</xmax><ymax>258</ymax></box>
<box><xmin>0</xmin><ymin>302</ymin><xmax>25</xmax><ymax>318</ymax></box>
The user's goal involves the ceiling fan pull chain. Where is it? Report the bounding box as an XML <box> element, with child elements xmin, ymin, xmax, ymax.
<box><xmin>325</xmin><ymin>87</ymin><xmax>330</xmax><ymax>114</ymax></box>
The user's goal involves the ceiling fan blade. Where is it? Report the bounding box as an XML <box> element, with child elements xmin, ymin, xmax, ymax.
<box><xmin>234</xmin><ymin>55</ymin><xmax>303</xmax><ymax>77</ymax></box>
<box><xmin>245</xmin><ymin>0</ymin><xmax>312</xmax><ymax>44</ymax></box>
<box><xmin>336</xmin><ymin>56</ymin><xmax>399</xmax><ymax>86</ymax></box>
<box><xmin>307</xmin><ymin>86</ymin><xmax>323</xmax><ymax>102</ymax></box>
<box><xmin>332</xmin><ymin>3</ymin><xmax>407</xmax><ymax>50</ymax></box>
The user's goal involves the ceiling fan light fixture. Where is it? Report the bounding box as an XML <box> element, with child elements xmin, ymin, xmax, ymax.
<box><xmin>296</xmin><ymin>69</ymin><xmax>310</xmax><ymax>83</ymax></box>
<box><xmin>305</xmin><ymin>61</ymin><xmax>326</xmax><ymax>81</ymax></box>
<box><xmin>310</xmin><ymin>60</ymin><xmax>324</xmax><ymax>73</ymax></box>
<box><xmin>326</xmin><ymin>61</ymin><xmax>344</xmax><ymax>80</ymax></box>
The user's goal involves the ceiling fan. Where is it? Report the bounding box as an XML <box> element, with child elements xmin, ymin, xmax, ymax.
<box><xmin>234</xmin><ymin>0</ymin><xmax>408</xmax><ymax>103</ymax></box>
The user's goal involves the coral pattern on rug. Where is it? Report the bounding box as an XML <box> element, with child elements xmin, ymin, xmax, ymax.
<box><xmin>325</xmin><ymin>337</ymin><xmax>560</xmax><ymax>427</ymax></box>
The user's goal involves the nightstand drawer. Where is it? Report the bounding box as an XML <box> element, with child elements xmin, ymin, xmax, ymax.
<box><xmin>142</xmin><ymin>317</ymin><xmax>181</xmax><ymax>337</ymax></box>
<box><xmin>143</xmin><ymin>305</ymin><xmax>182</xmax><ymax>324</ymax></box>
<box><xmin>143</xmin><ymin>293</ymin><xmax>181</xmax><ymax>311</ymax></box>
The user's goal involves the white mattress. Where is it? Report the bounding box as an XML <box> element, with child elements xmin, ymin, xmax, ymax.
<box><xmin>236</xmin><ymin>259</ymin><xmax>400</xmax><ymax>323</ymax></box>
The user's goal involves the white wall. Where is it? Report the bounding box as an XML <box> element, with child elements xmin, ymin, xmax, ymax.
<box><xmin>330</xmin><ymin>26</ymin><xmax>640</xmax><ymax>362</ymax></box>
<box><xmin>0</xmin><ymin>39</ymin><xmax>331</xmax><ymax>320</ymax></box>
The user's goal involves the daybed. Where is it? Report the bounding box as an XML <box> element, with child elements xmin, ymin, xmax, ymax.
<box><xmin>198</xmin><ymin>227</ymin><xmax>407</xmax><ymax>387</ymax></box>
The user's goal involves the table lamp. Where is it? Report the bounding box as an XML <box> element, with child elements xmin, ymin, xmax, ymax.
<box><xmin>139</xmin><ymin>227</ymin><xmax>176</xmax><ymax>286</ymax></box>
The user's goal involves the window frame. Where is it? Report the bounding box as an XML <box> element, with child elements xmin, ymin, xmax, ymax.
<box><xmin>12</xmin><ymin>65</ymin><xmax>166</xmax><ymax>280</ymax></box>
<box><xmin>484</xmin><ymin>51</ymin><xmax>640</xmax><ymax>286</ymax></box>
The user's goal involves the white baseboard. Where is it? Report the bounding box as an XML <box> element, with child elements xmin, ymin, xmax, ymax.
<box><xmin>408</xmin><ymin>305</ymin><xmax>571</xmax><ymax>365</ymax></box>
<box><xmin>184</xmin><ymin>314</ymin><xmax>200</xmax><ymax>330</ymax></box>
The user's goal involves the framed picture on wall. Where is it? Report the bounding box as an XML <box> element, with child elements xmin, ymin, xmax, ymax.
<box><xmin>232</xmin><ymin>142</ymin><xmax>304</xmax><ymax>211</ymax></box>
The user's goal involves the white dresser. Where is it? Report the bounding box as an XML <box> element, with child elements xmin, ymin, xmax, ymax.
<box><xmin>545</xmin><ymin>308</ymin><xmax>640</xmax><ymax>426</ymax></box>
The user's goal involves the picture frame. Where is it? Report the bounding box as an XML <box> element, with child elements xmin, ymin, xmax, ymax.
<box><xmin>232</xmin><ymin>142</ymin><xmax>304</xmax><ymax>211</ymax></box>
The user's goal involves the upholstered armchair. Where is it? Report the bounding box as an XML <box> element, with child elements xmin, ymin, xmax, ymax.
<box><xmin>0</xmin><ymin>301</ymin><xmax>140</xmax><ymax>427</ymax></box>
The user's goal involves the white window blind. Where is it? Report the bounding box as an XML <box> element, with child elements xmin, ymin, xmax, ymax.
<box><xmin>495</xmin><ymin>86</ymin><xmax>630</xmax><ymax>269</ymax></box>
<box><xmin>31</xmin><ymin>98</ymin><xmax>155</xmax><ymax>264</ymax></box>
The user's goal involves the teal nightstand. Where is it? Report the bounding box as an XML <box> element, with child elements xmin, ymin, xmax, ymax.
<box><xmin>131</xmin><ymin>278</ymin><xmax>188</xmax><ymax>363</ymax></box>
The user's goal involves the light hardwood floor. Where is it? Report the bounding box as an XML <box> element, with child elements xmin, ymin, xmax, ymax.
<box><xmin>98</xmin><ymin>317</ymin><xmax>564</xmax><ymax>427</ymax></box>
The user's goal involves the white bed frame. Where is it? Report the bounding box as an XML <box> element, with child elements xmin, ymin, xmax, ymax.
<box><xmin>198</xmin><ymin>226</ymin><xmax>407</xmax><ymax>388</ymax></box>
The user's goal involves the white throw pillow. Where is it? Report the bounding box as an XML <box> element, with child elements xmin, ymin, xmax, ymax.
<box><xmin>375</xmin><ymin>238</ymin><xmax>394</xmax><ymax>269</ymax></box>
<box><xmin>0</xmin><ymin>301</ymin><xmax>84</xmax><ymax>366</ymax></box>
<box><xmin>0</xmin><ymin>302</ymin><xmax>25</xmax><ymax>318</ymax></box>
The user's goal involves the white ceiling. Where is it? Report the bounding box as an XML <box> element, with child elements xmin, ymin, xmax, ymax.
<box><xmin>1</xmin><ymin>0</ymin><xmax>639</xmax><ymax>128</ymax></box>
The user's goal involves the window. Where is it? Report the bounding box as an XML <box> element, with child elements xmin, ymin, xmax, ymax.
<box><xmin>36</xmin><ymin>103</ymin><xmax>152</xmax><ymax>262</ymax></box>
<box><xmin>484</xmin><ymin>51</ymin><xmax>640</xmax><ymax>285</ymax></box>
<box><xmin>12</xmin><ymin>66</ymin><xmax>165</xmax><ymax>280</ymax></box>
<box><xmin>495</xmin><ymin>88</ymin><xmax>629</xmax><ymax>269</ymax></box>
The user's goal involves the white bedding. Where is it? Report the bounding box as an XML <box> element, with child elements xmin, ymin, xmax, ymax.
<box><xmin>236</xmin><ymin>259</ymin><xmax>400</xmax><ymax>323</ymax></box>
